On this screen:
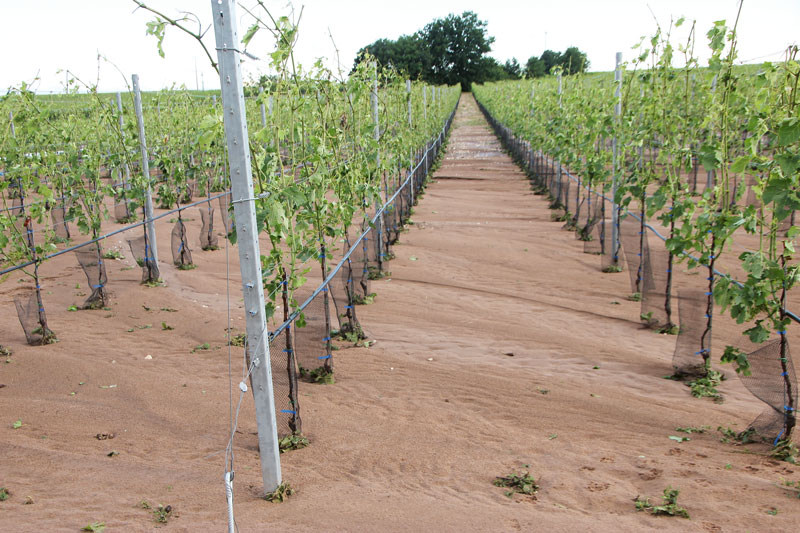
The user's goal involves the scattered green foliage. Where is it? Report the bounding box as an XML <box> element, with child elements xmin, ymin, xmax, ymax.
<box><xmin>153</xmin><ymin>504</ymin><xmax>172</xmax><ymax>523</ymax></box>
<box><xmin>634</xmin><ymin>487</ymin><xmax>689</xmax><ymax>518</ymax></box>
<box><xmin>717</xmin><ymin>426</ymin><xmax>757</xmax><ymax>445</ymax></box>
<box><xmin>264</xmin><ymin>482</ymin><xmax>295</xmax><ymax>503</ymax></box>
<box><xmin>602</xmin><ymin>265</ymin><xmax>623</xmax><ymax>273</ymax></box>
<box><xmin>770</xmin><ymin>439</ymin><xmax>799</xmax><ymax>464</ymax></box>
<box><xmin>493</xmin><ymin>469</ymin><xmax>539</xmax><ymax>499</ymax></box>
<box><xmin>161</xmin><ymin>322</ymin><xmax>173</xmax><ymax>331</ymax></box>
<box><xmin>12</xmin><ymin>419</ymin><xmax>22</xmax><ymax>429</ymax></box>
<box><xmin>0</xmin><ymin>488</ymin><xmax>9</xmax><ymax>501</ymax></box>
<box><xmin>229</xmin><ymin>333</ymin><xmax>246</xmax><ymax>347</ymax></box>
<box><xmin>102</xmin><ymin>249</ymin><xmax>123</xmax><ymax>260</ymax></box>
<box><xmin>675</xmin><ymin>426</ymin><xmax>709</xmax><ymax>434</ymax></box>
<box><xmin>278</xmin><ymin>433</ymin><xmax>309</xmax><ymax>454</ymax></box>
<box><xmin>81</xmin><ymin>523</ymin><xmax>105</xmax><ymax>532</ymax></box>
<box><xmin>353</xmin><ymin>292</ymin><xmax>377</xmax><ymax>305</ymax></box>
<box><xmin>299</xmin><ymin>366</ymin><xmax>335</xmax><ymax>384</ymax></box>
<box><xmin>687</xmin><ymin>369</ymin><xmax>724</xmax><ymax>402</ymax></box>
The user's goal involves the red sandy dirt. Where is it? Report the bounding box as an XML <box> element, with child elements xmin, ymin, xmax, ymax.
<box><xmin>2</xmin><ymin>94</ymin><xmax>799</xmax><ymax>531</ymax></box>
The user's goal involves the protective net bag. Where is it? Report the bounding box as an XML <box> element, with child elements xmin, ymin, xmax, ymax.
<box><xmin>10</xmin><ymin>196</ymin><xmax>24</xmax><ymax>217</ymax></box>
<box><xmin>739</xmin><ymin>338</ymin><xmax>798</xmax><ymax>443</ymax></box>
<box><xmin>14</xmin><ymin>291</ymin><xmax>54</xmax><ymax>345</ymax></box>
<box><xmin>50</xmin><ymin>204</ymin><xmax>71</xmax><ymax>241</ymax></box>
<box><xmin>620</xmin><ymin>216</ymin><xmax>646</xmax><ymax>295</ymax></box>
<box><xmin>671</xmin><ymin>290</ymin><xmax>708</xmax><ymax>378</ymax></box>
<box><xmin>640</xmin><ymin>242</ymin><xmax>671</xmax><ymax>329</ymax></box>
<box><xmin>328</xmin><ymin>232</ymin><xmax>362</xmax><ymax>336</ymax></box>
<box><xmin>269</xmin><ymin>327</ymin><xmax>302</xmax><ymax>437</ymax></box>
<box><xmin>127</xmin><ymin>235</ymin><xmax>160</xmax><ymax>283</ymax></box>
<box><xmin>219</xmin><ymin>193</ymin><xmax>233</xmax><ymax>235</ymax></box>
<box><xmin>74</xmin><ymin>243</ymin><xmax>108</xmax><ymax>309</ymax></box>
<box><xmin>198</xmin><ymin>204</ymin><xmax>219</xmax><ymax>250</ymax></box>
<box><xmin>171</xmin><ymin>219</ymin><xmax>193</xmax><ymax>268</ymax></box>
<box><xmin>351</xmin><ymin>223</ymin><xmax>373</xmax><ymax>301</ymax></box>
<box><xmin>113</xmin><ymin>189</ymin><xmax>134</xmax><ymax>223</ymax></box>
<box><xmin>292</xmin><ymin>287</ymin><xmax>334</xmax><ymax>383</ymax></box>
<box><xmin>577</xmin><ymin>191</ymin><xmax>600</xmax><ymax>243</ymax></box>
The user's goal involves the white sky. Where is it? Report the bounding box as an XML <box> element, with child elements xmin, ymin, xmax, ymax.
<box><xmin>1</xmin><ymin>0</ymin><xmax>798</xmax><ymax>93</ymax></box>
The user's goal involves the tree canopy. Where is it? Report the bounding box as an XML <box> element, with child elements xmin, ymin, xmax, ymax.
<box><xmin>354</xmin><ymin>11</ymin><xmax>495</xmax><ymax>91</ymax></box>
<box><xmin>353</xmin><ymin>13</ymin><xmax>590</xmax><ymax>88</ymax></box>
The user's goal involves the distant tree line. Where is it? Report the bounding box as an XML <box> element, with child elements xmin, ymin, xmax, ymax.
<box><xmin>354</xmin><ymin>11</ymin><xmax>589</xmax><ymax>90</ymax></box>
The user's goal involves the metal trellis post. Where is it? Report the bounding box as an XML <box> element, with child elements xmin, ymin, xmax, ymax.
<box><xmin>611</xmin><ymin>52</ymin><xmax>623</xmax><ymax>265</ymax></box>
<box><xmin>131</xmin><ymin>74</ymin><xmax>160</xmax><ymax>268</ymax></box>
<box><xmin>211</xmin><ymin>0</ymin><xmax>282</xmax><ymax>495</ymax></box>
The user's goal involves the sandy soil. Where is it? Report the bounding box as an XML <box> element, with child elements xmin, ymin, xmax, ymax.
<box><xmin>1</xmin><ymin>94</ymin><xmax>799</xmax><ymax>532</ymax></box>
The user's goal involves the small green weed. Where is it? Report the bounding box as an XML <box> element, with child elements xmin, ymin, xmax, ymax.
<box><xmin>657</xmin><ymin>324</ymin><xmax>680</xmax><ymax>335</ymax></box>
<box><xmin>628</xmin><ymin>292</ymin><xmax>642</xmax><ymax>302</ymax></box>
<box><xmin>353</xmin><ymin>292</ymin><xmax>376</xmax><ymax>305</ymax></box>
<box><xmin>279</xmin><ymin>433</ymin><xmax>309</xmax><ymax>454</ymax></box>
<box><xmin>192</xmin><ymin>342</ymin><xmax>210</xmax><ymax>353</ymax></box>
<box><xmin>778</xmin><ymin>478</ymin><xmax>800</xmax><ymax>498</ymax></box>
<box><xmin>228</xmin><ymin>333</ymin><xmax>246</xmax><ymax>347</ymax></box>
<box><xmin>675</xmin><ymin>426</ymin><xmax>710</xmax><ymax>434</ymax></box>
<box><xmin>153</xmin><ymin>504</ymin><xmax>172</xmax><ymax>523</ymax></box>
<box><xmin>299</xmin><ymin>365</ymin><xmax>335</xmax><ymax>384</ymax></box>
<box><xmin>264</xmin><ymin>482</ymin><xmax>295</xmax><ymax>503</ymax></box>
<box><xmin>161</xmin><ymin>322</ymin><xmax>173</xmax><ymax>331</ymax></box>
<box><xmin>602</xmin><ymin>265</ymin><xmax>623</xmax><ymax>273</ymax></box>
<box><xmin>177</xmin><ymin>263</ymin><xmax>197</xmax><ymax>271</ymax></box>
<box><xmin>12</xmin><ymin>419</ymin><xmax>22</xmax><ymax>429</ymax></box>
<box><xmin>0</xmin><ymin>488</ymin><xmax>9</xmax><ymax>501</ymax></box>
<box><xmin>770</xmin><ymin>439</ymin><xmax>799</xmax><ymax>464</ymax></box>
<box><xmin>634</xmin><ymin>487</ymin><xmax>689</xmax><ymax>518</ymax></box>
<box><xmin>102</xmin><ymin>249</ymin><xmax>123</xmax><ymax>260</ymax></box>
<box><xmin>717</xmin><ymin>426</ymin><xmax>757</xmax><ymax>444</ymax></box>
<box><xmin>687</xmin><ymin>370</ymin><xmax>724</xmax><ymax>402</ymax></box>
<box><xmin>367</xmin><ymin>268</ymin><xmax>391</xmax><ymax>280</ymax></box>
<box><xmin>81</xmin><ymin>523</ymin><xmax>105</xmax><ymax>532</ymax></box>
<box><xmin>493</xmin><ymin>469</ymin><xmax>539</xmax><ymax>499</ymax></box>
<box><xmin>0</xmin><ymin>346</ymin><xmax>10</xmax><ymax>357</ymax></box>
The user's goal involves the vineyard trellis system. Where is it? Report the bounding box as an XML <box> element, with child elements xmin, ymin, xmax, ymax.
<box><xmin>0</xmin><ymin>4</ymin><xmax>461</xmax><ymax>500</ymax></box>
<box><xmin>473</xmin><ymin>15</ymin><xmax>799</xmax><ymax>451</ymax></box>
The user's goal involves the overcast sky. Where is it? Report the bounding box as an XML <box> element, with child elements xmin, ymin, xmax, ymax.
<box><xmin>1</xmin><ymin>0</ymin><xmax>798</xmax><ymax>93</ymax></box>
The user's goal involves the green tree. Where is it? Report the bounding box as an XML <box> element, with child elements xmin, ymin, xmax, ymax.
<box><xmin>503</xmin><ymin>58</ymin><xmax>522</xmax><ymax>79</ymax></box>
<box><xmin>525</xmin><ymin>56</ymin><xmax>546</xmax><ymax>78</ymax></box>
<box><xmin>540</xmin><ymin>50</ymin><xmax>562</xmax><ymax>74</ymax></box>
<box><xmin>560</xmin><ymin>46</ymin><xmax>590</xmax><ymax>74</ymax></box>
<box><xmin>420</xmin><ymin>11</ymin><xmax>494</xmax><ymax>91</ymax></box>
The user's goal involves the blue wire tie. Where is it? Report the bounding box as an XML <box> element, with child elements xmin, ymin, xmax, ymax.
<box><xmin>781</xmin><ymin>372</ymin><xmax>789</xmax><ymax>376</ymax></box>
<box><xmin>320</xmin><ymin>287</ymin><xmax>328</xmax><ymax>292</ymax></box>
<box><xmin>280</xmin><ymin>410</ymin><xmax>297</xmax><ymax>415</ymax></box>
<box><xmin>777</xmin><ymin>330</ymin><xmax>787</xmax><ymax>335</ymax></box>
<box><xmin>705</xmin><ymin>292</ymin><xmax>713</xmax><ymax>296</ymax></box>
<box><xmin>347</xmin><ymin>278</ymin><xmax>352</xmax><ymax>283</ymax></box>
<box><xmin>344</xmin><ymin>305</ymin><xmax>353</xmax><ymax>309</ymax></box>
<box><xmin>774</xmin><ymin>430</ymin><xmax>784</xmax><ymax>446</ymax></box>
<box><xmin>282</xmin><ymin>349</ymin><xmax>293</xmax><ymax>353</ymax></box>
<box><xmin>666</xmin><ymin>269</ymin><xmax>672</xmax><ymax>273</ymax></box>
<box><xmin>785</xmin><ymin>406</ymin><xmax>795</xmax><ymax>412</ymax></box>
<box><xmin>92</xmin><ymin>284</ymin><xmax>103</xmax><ymax>288</ymax></box>
<box><xmin>318</xmin><ymin>355</ymin><xmax>332</xmax><ymax>360</ymax></box>
<box><xmin>39</xmin><ymin>308</ymin><xmax>45</xmax><ymax>312</ymax></box>
<box><xmin>707</xmin><ymin>277</ymin><xmax>714</xmax><ymax>281</ymax></box>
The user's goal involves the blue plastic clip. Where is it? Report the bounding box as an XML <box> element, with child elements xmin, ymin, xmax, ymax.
<box><xmin>280</xmin><ymin>409</ymin><xmax>297</xmax><ymax>415</ymax></box>
<box><xmin>318</xmin><ymin>354</ymin><xmax>332</xmax><ymax>360</ymax></box>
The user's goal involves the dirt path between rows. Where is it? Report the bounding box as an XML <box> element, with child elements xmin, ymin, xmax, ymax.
<box><xmin>1</xmin><ymin>94</ymin><xmax>797</xmax><ymax>532</ymax></box>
